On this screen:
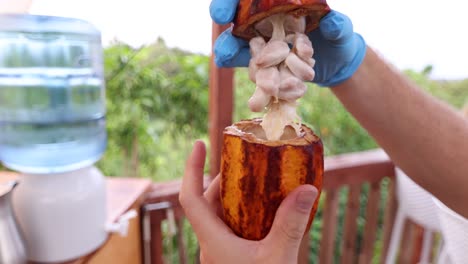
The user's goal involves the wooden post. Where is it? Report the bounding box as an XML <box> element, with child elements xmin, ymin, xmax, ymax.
<box><xmin>319</xmin><ymin>189</ymin><xmax>340</xmax><ymax>263</ymax></box>
<box><xmin>209</xmin><ymin>22</ymin><xmax>234</xmax><ymax>178</ymax></box>
<box><xmin>340</xmin><ymin>185</ymin><xmax>362</xmax><ymax>264</ymax></box>
<box><xmin>150</xmin><ymin>213</ymin><xmax>164</xmax><ymax>264</ymax></box>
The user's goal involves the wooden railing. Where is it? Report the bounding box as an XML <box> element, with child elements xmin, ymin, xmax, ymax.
<box><xmin>142</xmin><ymin>149</ymin><xmax>428</xmax><ymax>264</ymax></box>
<box><xmin>318</xmin><ymin>149</ymin><xmax>396</xmax><ymax>264</ymax></box>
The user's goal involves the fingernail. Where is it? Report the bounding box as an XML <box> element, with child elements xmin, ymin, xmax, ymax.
<box><xmin>296</xmin><ymin>191</ymin><xmax>315</xmax><ymax>212</ymax></box>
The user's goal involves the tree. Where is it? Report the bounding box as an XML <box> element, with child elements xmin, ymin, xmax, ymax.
<box><xmin>99</xmin><ymin>39</ymin><xmax>209</xmax><ymax>178</ymax></box>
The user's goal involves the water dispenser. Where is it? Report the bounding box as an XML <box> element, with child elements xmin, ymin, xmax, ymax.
<box><xmin>0</xmin><ymin>14</ymin><xmax>129</xmax><ymax>263</ymax></box>
<box><xmin>0</xmin><ymin>14</ymin><xmax>107</xmax><ymax>173</ymax></box>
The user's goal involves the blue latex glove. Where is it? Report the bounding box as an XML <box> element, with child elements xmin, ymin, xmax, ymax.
<box><xmin>209</xmin><ymin>0</ymin><xmax>366</xmax><ymax>87</ymax></box>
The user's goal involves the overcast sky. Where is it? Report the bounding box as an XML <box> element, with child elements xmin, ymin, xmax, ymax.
<box><xmin>29</xmin><ymin>0</ymin><xmax>468</xmax><ymax>80</ymax></box>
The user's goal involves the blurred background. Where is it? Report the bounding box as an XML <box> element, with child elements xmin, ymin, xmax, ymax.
<box><xmin>0</xmin><ymin>0</ymin><xmax>468</xmax><ymax>263</ymax></box>
<box><xmin>2</xmin><ymin>1</ymin><xmax>467</xmax><ymax>262</ymax></box>
<box><xmin>16</xmin><ymin>0</ymin><xmax>466</xmax><ymax>180</ymax></box>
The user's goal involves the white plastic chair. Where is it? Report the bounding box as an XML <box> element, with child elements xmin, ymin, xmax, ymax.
<box><xmin>386</xmin><ymin>168</ymin><xmax>445</xmax><ymax>264</ymax></box>
<box><xmin>433</xmin><ymin>198</ymin><xmax>468</xmax><ymax>264</ymax></box>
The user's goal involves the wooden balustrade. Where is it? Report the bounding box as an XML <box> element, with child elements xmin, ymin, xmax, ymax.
<box><xmin>143</xmin><ymin>149</ymin><xmax>428</xmax><ymax>264</ymax></box>
<box><xmin>318</xmin><ymin>149</ymin><xmax>396</xmax><ymax>264</ymax></box>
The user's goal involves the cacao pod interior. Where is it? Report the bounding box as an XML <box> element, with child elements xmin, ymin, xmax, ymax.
<box><xmin>225</xmin><ymin>118</ymin><xmax>317</xmax><ymax>145</ymax></box>
<box><xmin>238</xmin><ymin>120</ymin><xmax>300</xmax><ymax>141</ymax></box>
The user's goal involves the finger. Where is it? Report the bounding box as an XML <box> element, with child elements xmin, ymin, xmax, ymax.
<box><xmin>180</xmin><ymin>140</ymin><xmax>206</xmax><ymax>201</ymax></box>
<box><xmin>204</xmin><ymin>175</ymin><xmax>221</xmax><ymax>204</ymax></box>
<box><xmin>214</xmin><ymin>29</ymin><xmax>250</xmax><ymax>68</ymax></box>
<box><xmin>319</xmin><ymin>10</ymin><xmax>353</xmax><ymax>44</ymax></box>
<box><xmin>204</xmin><ymin>175</ymin><xmax>225</xmax><ymax>219</ymax></box>
<box><xmin>209</xmin><ymin>0</ymin><xmax>239</xmax><ymax>25</ymax></box>
<box><xmin>180</xmin><ymin>143</ymin><xmax>235</xmax><ymax>245</ymax></box>
<box><xmin>264</xmin><ymin>185</ymin><xmax>318</xmax><ymax>252</ymax></box>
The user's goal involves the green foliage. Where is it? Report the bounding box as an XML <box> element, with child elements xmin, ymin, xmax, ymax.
<box><xmin>97</xmin><ymin>39</ymin><xmax>209</xmax><ymax>180</ymax></box>
<box><xmin>161</xmin><ymin>219</ymin><xmax>200</xmax><ymax>263</ymax></box>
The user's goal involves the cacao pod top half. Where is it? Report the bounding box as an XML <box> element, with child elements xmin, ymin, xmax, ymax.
<box><xmin>232</xmin><ymin>0</ymin><xmax>331</xmax><ymax>40</ymax></box>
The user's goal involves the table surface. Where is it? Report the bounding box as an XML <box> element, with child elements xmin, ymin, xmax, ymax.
<box><xmin>0</xmin><ymin>170</ymin><xmax>153</xmax><ymax>264</ymax></box>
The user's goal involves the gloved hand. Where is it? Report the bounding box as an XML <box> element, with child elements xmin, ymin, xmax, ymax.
<box><xmin>209</xmin><ymin>0</ymin><xmax>366</xmax><ymax>87</ymax></box>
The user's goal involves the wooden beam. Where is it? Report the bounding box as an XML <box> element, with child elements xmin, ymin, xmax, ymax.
<box><xmin>358</xmin><ymin>181</ymin><xmax>382</xmax><ymax>264</ymax></box>
<box><xmin>381</xmin><ymin>177</ymin><xmax>398</xmax><ymax>263</ymax></box>
<box><xmin>209</xmin><ymin>22</ymin><xmax>234</xmax><ymax>177</ymax></box>
<box><xmin>150</xmin><ymin>214</ymin><xmax>164</xmax><ymax>264</ymax></box>
<box><xmin>340</xmin><ymin>184</ymin><xmax>362</xmax><ymax>264</ymax></box>
<box><xmin>319</xmin><ymin>188</ymin><xmax>340</xmax><ymax>263</ymax></box>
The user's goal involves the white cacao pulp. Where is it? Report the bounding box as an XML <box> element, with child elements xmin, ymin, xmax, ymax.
<box><xmin>248</xmin><ymin>14</ymin><xmax>315</xmax><ymax>140</ymax></box>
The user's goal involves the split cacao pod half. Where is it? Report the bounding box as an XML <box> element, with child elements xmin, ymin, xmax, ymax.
<box><xmin>232</xmin><ymin>0</ymin><xmax>331</xmax><ymax>40</ymax></box>
<box><xmin>220</xmin><ymin>118</ymin><xmax>324</xmax><ymax>240</ymax></box>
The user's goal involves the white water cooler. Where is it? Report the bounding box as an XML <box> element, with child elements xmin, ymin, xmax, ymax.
<box><xmin>0</xmin><ymin>14</ymin><xmax>133</xmax><ymax>263</ymax></box>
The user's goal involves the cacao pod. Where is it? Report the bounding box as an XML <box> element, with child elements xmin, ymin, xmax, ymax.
<box><xmin>220</xmin><ymin>118</ymin><xmax>323</xmax><ymax>240</ymax></box>
<box><xmin>233</xmin><ymin>0</ymin><xmax>331</xmax><ymax>40</ymax></box>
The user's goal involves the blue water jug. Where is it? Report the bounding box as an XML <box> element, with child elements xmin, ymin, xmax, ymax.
<box><xmin>0</xmin><ymin>14</ymin><xmax>107</xmax><ymax>173</ymax></box>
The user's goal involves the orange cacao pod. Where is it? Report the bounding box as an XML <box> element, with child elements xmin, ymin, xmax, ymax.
<box><xmin>233</xmin><ymin>0</ymin><xmax>331</xmax><ymax>40</ymax></box>
<box><xmin>220</xmin><ymin>118</ymin><xmax>323</xmax><ymax>240</ymax></box>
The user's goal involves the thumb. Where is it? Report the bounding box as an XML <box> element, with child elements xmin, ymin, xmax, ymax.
<box><xmin>265</xmin><ymin>185</ymin><xmax>318</xmax><ymax>251</ymax></box>
<box><xmin>319</xmin><ymin>10</ymin><xmax>354</xmax><ymax>44</ymax></box>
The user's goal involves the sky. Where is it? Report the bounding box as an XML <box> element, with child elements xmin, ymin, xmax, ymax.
<box><xmin>28</xmin><ymin>0</ymin><xmax>468</xmax><ymax>80</ymax></box>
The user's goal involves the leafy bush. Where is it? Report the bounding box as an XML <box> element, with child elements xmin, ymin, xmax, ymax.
<box><xmin>97</xmin><ymin>39</ymin><xmax>209</xmax><ymax>179</ymax></box>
